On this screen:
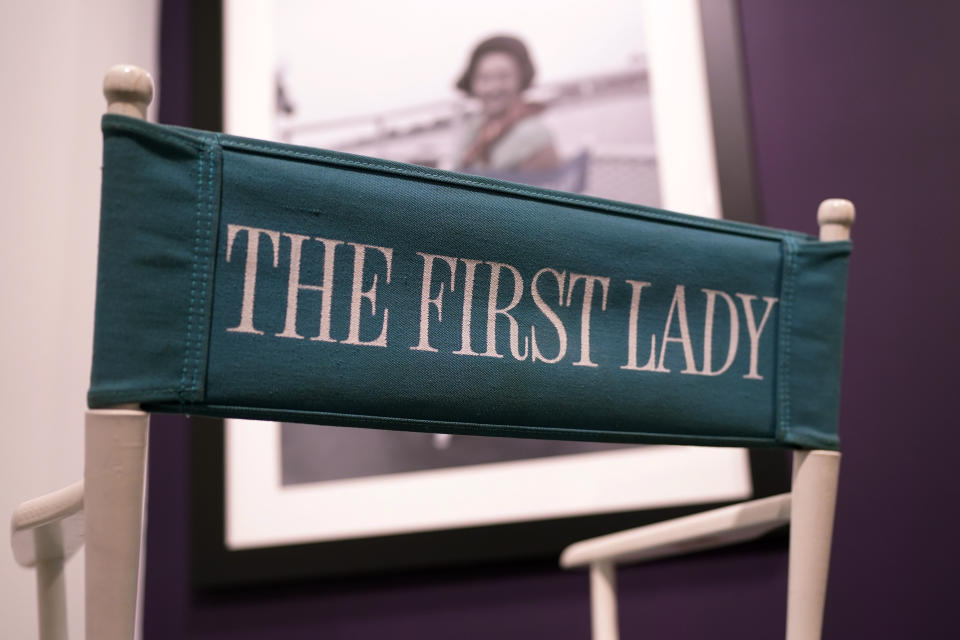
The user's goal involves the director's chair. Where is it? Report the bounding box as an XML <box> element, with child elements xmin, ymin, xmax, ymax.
<box><xmin>11</xmin><ymin>65</ymin><xmax>852</xmax><ymax>640</ymax></box>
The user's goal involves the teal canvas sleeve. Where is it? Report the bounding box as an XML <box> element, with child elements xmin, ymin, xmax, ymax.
<box><xmin>89</xmin><ymin>115</ymin><xmax>851</xmax><ymax>450</ymax></box>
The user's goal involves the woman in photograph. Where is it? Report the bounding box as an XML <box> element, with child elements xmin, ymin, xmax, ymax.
<box><xmin>454</xmin><ymin>35</ymin><xmax>559</xmax><ymax>173</ymax></box>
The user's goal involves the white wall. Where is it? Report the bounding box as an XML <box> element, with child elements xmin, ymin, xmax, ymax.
<box><xmin>0</xmin><ymin>1</ymin><xmax>158</xmax><ymax>637</ymax></box>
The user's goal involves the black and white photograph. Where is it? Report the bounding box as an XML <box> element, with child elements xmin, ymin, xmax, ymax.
<box><xmin>265</xmin><ymin>0</ymin><xmax>671</xmax><ymax>505</ymax></box>
<box><xmin>218</xmin><ymin>0</ymin><xmax>762</xmax><ymax>571</ymax></box>
<box><xmin>272</xmin><ymin>0</ymin><xmax>660</xmax><ymax>203</ymax></box>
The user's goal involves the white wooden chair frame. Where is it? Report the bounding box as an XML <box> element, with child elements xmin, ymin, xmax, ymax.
<box><xmin>561</xmin><ymin>450</ymin><xmax>841</xmax><ymax>640</ymax></box>
<box><xmin>10</xmin><ymin>66</ymin><xmax>851</xmax><ymax>640</ymax></box>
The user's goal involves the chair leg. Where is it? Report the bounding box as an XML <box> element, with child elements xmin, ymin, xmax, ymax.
<box><xmin>786</xmin><ymin>450</ymin><xmax>841</xmax><ymax>640</ymax></box>
<box><xmin>590</xmin><ymin>561</ymin><xmax>619</xmax><ymax>640</ymax></box>
<box><xmin>85</xmin><ymin>408</ymin><xmax>148</xmax><ymax>640</ymax></box>
<box><xmin>35</xmin><ymin>525</ymin><xmax>68</xmax><ymax>640</ymax></box>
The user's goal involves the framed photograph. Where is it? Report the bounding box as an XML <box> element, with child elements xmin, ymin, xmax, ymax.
<box><xmin>192</xmin><ymin>0</ymin><xmax>782</xmax><ymax>588</ymax></box>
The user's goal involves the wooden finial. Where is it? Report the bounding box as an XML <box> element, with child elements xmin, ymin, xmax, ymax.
<box><xmin>103</xmin><ymin>65</ymin><xmax>154</xmax><ymax>119</ymax></box>
<box><xmin>817</xmin><ymin>199</ymin><xmax>855</xmax><ymax>242</ymax></box>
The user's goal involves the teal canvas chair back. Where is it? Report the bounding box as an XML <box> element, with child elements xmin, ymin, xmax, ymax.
<box><xmin>89</xmin><ymin>115</ymin><xmax>850</xmax><ymax>452</ymax></box>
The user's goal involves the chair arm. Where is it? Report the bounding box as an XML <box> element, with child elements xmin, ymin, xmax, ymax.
<box><xmin>560</xmin><ymin>492</ymin><xmax>791</xmax><ymax>569</ymax></box>
<box><xmin>11</xmin><ymin>480</ymin><xmax>84</xmax><ymax>567</ymax></box>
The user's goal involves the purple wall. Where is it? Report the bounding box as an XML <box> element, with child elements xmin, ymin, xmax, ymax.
<box><xmin>144</xmin><ymin>1</ymin><xmax>960</xmax><ymax>637</ymax></box>
<box><xmin>740</xmin><ymin>2</ymin><xmax>960</xmax><ymax>637</ymax></box>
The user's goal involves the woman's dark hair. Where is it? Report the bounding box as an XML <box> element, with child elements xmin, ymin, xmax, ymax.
<box><xmin>456</xmin><ymin>35</ymin><xmax>536</xmax><ymax>95</ymax></box>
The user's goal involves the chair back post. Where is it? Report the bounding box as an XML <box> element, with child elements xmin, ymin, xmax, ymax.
<box><xmin>786</xmin><ymin>198</ymin><xmax>853</xmax><ymax>640</ymax></box>
<box><xmin>84</xmin><ymin>65</ymin><xmax>153</xmax><ymax>640</ymax></box>
<box><xmin>103</xmin><ymin>65</ymin><xmax>153</xmax><ymax>119</ymax></box>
